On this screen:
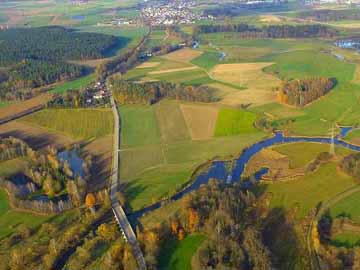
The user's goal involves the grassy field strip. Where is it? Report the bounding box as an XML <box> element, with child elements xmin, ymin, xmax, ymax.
<box><xmin>148</xmin><ymin>66</ymin><xmax>199</xmax><ymax>75</ymax></box>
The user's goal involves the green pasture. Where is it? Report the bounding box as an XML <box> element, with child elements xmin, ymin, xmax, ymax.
<box><xmin>215</xmin><ymin>108</ymin><xmax>258</xmax><ymax>137</ymax></box>
<box><xmin>331</xmin><ymin>232</ymin><xmax>360</xmax><ymax>248</ymax></box>
<box><xmin>150</xmin><ymin>69</ymin><xmax>211</xmax><ymax>84</ymax></box>
<box><xmin>119</xmin><ymin>105</ymin><xmax>160</xmax><ymax>148</ymax></box>
<box><xmin>125</xmin><ymin>163</ymin><xmax>193</xmax><ymax>211</ymax></box>
<box><xmin>272</xmin><ymin>142</ymin><xmax>353</xmax><ymax>169</ymax></box>
<box><xmin>330</xmin><ymin>190</ymin><xmax>360</xmax><ymax>223</ymax></box>
<box><xmin>0</xmin><ymin>189</ymin><xmax>50</xmax><ymax>239</ymax></box>
<box><xmin>191</xmin><ymin>51</ymin><xmax>221</xmax><ymax>71</ymax></box>
<box><xmin>20</xmin><ymin>109</ymin><xmax>113</xmax><ymax>140</ymax></box>
<box><xmin>265</xmin><ymin>162</ymin><xmax>357</xmax><ymax>218</ymax></box>
<box><xmin>264</xmin><ymin>50</ymin><xmax>355</xmax><ymax>82</ymax></box>
<box><xmin>159</xmin><ymin>234</ymin><xmax>205</xmax><ymax>270</ymax></box>
<box><xmin>51</xmin><ymin>73</ymin><xmax>95</xmax><ymax>94</ymax></box>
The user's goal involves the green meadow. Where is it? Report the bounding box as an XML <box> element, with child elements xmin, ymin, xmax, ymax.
<box><xmin>215</xmin><ymin>108</ymin><xmax>258</xmax><ymax>137</ymax></box>
<box><xmin>330</xmin><ymin>190</ymin><xmax>360</xmax><ymax>223</ymax></box>
<box><xmin>0</xmin><ymin>189</ymin><xmax>51</xmax><ymax>239</ymax></box>
<box><xmin>265</xmin><ymin>163</ymin><xmax>357</xmax><ymax>218</ymax></box>
<box><xmin>51</xmin><ymin>73</ymin><xmax>95</xmax><ymax>94</ymax></box>
<box><xmin>159</xmin><ymin>234</ymin><xmax>206</xmax><ymax>270</ymax></box>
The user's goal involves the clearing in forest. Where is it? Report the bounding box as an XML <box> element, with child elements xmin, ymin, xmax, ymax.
<box><xmin>180</xmin><ymin>104</ymin><xmax>218</xmax><ymax>140</ymax></box>
<box><xmin>210</xmin><ymin>63</ymin><xmax>281</xmax><ymax>106</ymax></box>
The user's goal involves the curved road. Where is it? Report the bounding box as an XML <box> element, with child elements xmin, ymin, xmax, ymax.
<box><xmin>110</xmin><ymin>95</ymin><xmax>146</xmax><ymax>270</ymax></box>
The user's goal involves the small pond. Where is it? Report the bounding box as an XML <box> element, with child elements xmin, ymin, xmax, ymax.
<box><xmin>57</xmin><ymin>149</ymin><xmax>84</xmax><ymax>178</ymax></box>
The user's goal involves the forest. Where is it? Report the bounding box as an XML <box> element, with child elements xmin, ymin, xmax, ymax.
<box><xmin>0</xmin><ymin>26</ymin><xmax>120</xmax><ymax>65</ymax></box>
<box><xmin>277</xmin><ymin>77</ymin><xmax>335</xmax><ymax>107</ymax></box>
<box><xmin>109</xmin><ymin>78</ymin><xmax>218</xmax><ymax>105</ymax></box>
<box><xmin>298</xmin><ymin>9</ymin><xmax>360</xmax><ymax>22</ymax></box>
<box><xmin>0</xmin><ymin>26</ymin><xmax>123</xmax><ymax>101</ymax></box>
<box><xmin>137</xmin><ymin>180</ymin><xmax>310</xmax><ymax>270</ymax></box>
<box><xmin>194</xmin><ymin>23</ymin><xmax>338</xmax><ymax>38</ymax></box>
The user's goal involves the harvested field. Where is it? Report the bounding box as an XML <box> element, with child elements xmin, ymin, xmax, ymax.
<box><xmin>136</xmin><ymin>62</ymin><xmax>161</xmax><ymax>69</ymax></box>
<box><xmin>180</xmin><ymin>104</ymin><xmax>218</xmax><ymax>140</ymax></box>
<box><xmin>259</xmin><ymin>15</ymin><xmax>282</xmax><ymax>23</ymax></box>
<box><xmin>162</xmin><ymin>48</ymin><xmax>203</xmax><ymax>63</ymax></box>
<box><xmin>0</xmin><ymin>94</ymin><xmax>52</xmax><ymax>121</ymax></box>
<box><xmin>211</xmin><ymin>63</ymin><xmax>281</xmax><ymax>106</ymax></box>
<box><xmin>156</xmin><ymin>102</ymin><xmax>190</xmax><ymax>144</ymax></box>
<box><xmin>0</xmin><ymin>121</ymin><xmax>74</xmax><ymax>150</ymax></box>
<box><xmin>149</xmin><ymin>66</ymin><xmax>199</xmax><ymax>75</ymax></box>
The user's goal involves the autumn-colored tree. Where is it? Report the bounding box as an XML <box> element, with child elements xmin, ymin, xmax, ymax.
<box><xmin>85</xmin><ymin>193</ymin><xmax>96</xmax><ymax>209</ymax></box>
<box><xmin>178</xmin><ymin>228</ymin><xmax>185</xmax><ymax>241</ymax></box>
<box><xmin>188</xmin><ymin>208</ymin><xmax>200</xmax><ymax>232</ymax></box>
<box><xmin>170</xmin><ymin>219</ymin><xmax>179</xmax><ymax>235</ymax></box>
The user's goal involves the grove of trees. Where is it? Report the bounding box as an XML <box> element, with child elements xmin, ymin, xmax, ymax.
<box><xmin>277</xmin><ymin>77</ymin><xmax>335</xmax><ymax>107</ymax></box>
<box><xmin>109</xmin><ymin>79</ymin><xmax>218</xmax><ymax>105</ymax></box>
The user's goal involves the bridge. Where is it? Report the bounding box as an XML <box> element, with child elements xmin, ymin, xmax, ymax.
<box><xmin>110</xmin><ymin>95</ymin><xmax>147</xmax><ymax>270</ymax></box>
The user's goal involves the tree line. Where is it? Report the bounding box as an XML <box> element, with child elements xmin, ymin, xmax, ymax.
<box><xmin>108</xmin><ymin>78</ymin><xmax>219</xmax><ymax>105</ymax></box>
<box><xmin>194</xmin><ymin>23</ymin><xmax>338</xmax><ymax>38</ymax></box>
<box><xmin>277</xmin><ymin>77</ymin><xmax>335</xmax><ymax>107</ymax></box>
<box><xmin>298</xmin><ymin>8</ymin><xmax>360</xmax><ymax>22</ymax></box>
<box><xmin>340</xmin><ymin>153</ymin><xmax>360</xmax><ymax>179</ymax></box>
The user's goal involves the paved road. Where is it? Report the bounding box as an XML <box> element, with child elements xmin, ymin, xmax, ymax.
<box><xmin>110</xmin><ymin>95</ymin><xmax>147</xmax><ymax>270</ymax></box>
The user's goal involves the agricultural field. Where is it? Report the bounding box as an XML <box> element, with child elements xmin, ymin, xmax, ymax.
<box><xmin>119</xmin><ymin>100</ymin><xmax>265</xmax><ymax>211</ymax></box>
<box><xmin>211</xmin><ymin>63</ymin><xmax>281</xmax><ymax>106</ymax></box>
<box><xmin>214</xmin><ymin>108</ymin><xmax>258</xmax><ymax>137</ymax></box>
<box><xmin>20</xmin><ymin>109</ymin><xmax>113</xmax><ymax>140</ymax></box>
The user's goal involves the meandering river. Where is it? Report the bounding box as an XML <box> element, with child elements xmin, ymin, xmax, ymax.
<box><xmin>132</xmin><ymin>128</ymin><xmax>360</xmax><ymax>219</ymax></box>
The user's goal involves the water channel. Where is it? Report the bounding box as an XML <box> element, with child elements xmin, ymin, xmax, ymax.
<box><xmin>132</xmin><ymin>128</ymin><xmax>360</xmax><ymax>219</ymax></box>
